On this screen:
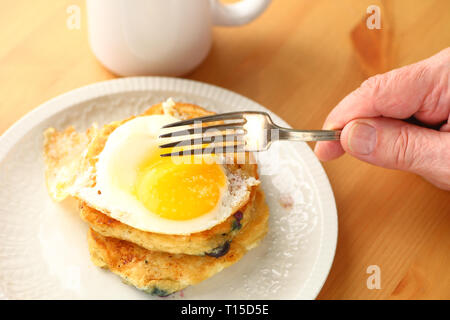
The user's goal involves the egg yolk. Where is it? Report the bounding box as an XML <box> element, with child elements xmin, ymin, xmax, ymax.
<box><xmin>134</xmin><ymin>151</ymin><xmax>226</xmax><ymax>221</ymax></box>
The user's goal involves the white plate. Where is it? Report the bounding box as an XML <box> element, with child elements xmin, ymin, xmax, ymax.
<box><xmin>0</xmin><ymin>77</ymin><xmax>337</xmax><ymax>300</ymax></box>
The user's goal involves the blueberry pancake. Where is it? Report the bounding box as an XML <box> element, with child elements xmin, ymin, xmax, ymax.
<box><xmin>44</xmin><ymin>101</ymin><xmax>261</xmax><ymax>255</ymax></box>
<box><xmin>87</xmin><ymin>190</ymin><xmax>269</xmax><ymax>296</ymax></box>
<box><xmin>43</xmin><ymin>99</ymin><xmax>269</xmax><ymax>296</ymax></box>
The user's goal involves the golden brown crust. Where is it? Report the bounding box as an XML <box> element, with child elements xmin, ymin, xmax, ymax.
<box><xmin>87</xmin><ymin>190</ymin><xmax>269</xmax><ymax>296</ymax></box>
<box><xmin>143</xmin><ymin>102</ymin><xmax>215</xmax><ymax>118</ymax></box>
<box><xmin>79</xmin><ymin>187</ymin><xmax>255</xmax><ymax>255</ymax></box>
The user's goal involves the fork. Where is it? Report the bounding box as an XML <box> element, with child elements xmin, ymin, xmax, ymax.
<box><xmin>158</xmin><ymin>111</ymin><xmax>341</xmax><ymax>157</ymax></box>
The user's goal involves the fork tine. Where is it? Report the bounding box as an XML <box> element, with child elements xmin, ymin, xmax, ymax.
<box><xmin>158</xmin><ymin>133</ymin><xmax>244</xmax><ymax>149</ymax></box>
<box><xmin>160</xmin><ymin>144</ymin><xmax>245</xmax><ymax>157</ymax></box>
<box><xmin>162</xmin><ymin>112</ymin><xmax>245</xmax><ymax>129</ymax></box>
<box><xmin>159</xmin><ymin>123</ymin><xmax>245</xmax><ymax>138</ymax></box>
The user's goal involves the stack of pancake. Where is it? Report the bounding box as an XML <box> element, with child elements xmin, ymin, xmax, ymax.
<box><xmin>43</xmin><ymin>101</ymin><xmax>269</xmax><ymax>296</ymax></box>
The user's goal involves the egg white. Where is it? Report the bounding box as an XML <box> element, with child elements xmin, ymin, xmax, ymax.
<box><xmin>74</xmin><ymin>114</ymin><xmax>256</xmax><ymax>235</ymax></box>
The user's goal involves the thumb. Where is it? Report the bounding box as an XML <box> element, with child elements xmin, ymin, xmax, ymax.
<box><xmin>341</xmin><ymin>118</ymin><xmax>450</xmax><ymax>190</ymax></box>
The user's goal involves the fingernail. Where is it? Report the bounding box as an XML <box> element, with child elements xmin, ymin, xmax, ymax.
<box><xmin>348</xmin><ymin>122</ymin><xmax>377</xmax><ymax>155</ymax></box>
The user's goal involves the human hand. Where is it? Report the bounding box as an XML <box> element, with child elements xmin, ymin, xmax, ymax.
<box><xmin>315</xmin><ymin>48</ymin><xmax>450</xmax><ymax>190</ymax></box>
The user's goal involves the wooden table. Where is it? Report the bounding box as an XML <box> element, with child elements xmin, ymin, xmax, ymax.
<box><xmin>0</xmin><ymin>0</ymin><xmax>449</xmax><ymax>299</ymax></box>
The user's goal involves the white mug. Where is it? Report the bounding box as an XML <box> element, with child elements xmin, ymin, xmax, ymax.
<box><xmin>86</xmin><ymin>0</ymin><xmax>271</xmax><ymax>76</ymax></box>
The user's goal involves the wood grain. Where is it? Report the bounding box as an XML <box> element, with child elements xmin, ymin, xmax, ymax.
<box><xmin>0</xmin><ymin>0</ymin><xmax>449</xmax><ymax>299</ymax></box>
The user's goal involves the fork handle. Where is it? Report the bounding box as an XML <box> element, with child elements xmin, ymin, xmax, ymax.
<box><xmin>278</xmin><ymin>128</ymin><xmax>341</xmax><ymax>141</ymax></box>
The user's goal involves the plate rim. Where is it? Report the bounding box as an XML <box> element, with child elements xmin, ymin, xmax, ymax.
<box><xmin>0</xmin><ymin>77</ymin><xmax>337</xmax><ymax>300</ymax></box>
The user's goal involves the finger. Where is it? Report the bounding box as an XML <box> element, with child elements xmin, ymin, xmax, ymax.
<box><xmin>440</xmin><ymin>122</ymin><xmax>450</xmax><ymax>132</ymax></box>
<box><xmin>325</xmin><ymin>48</ymin><xmax>450</xmax><ymax>131</ymax></box>
<box><xmin>314</xmin><ymin>140</ymin><xmax>344</xmax><ymax>161</ymax></box>
<box><xmin>340</xmin><ymin>117</ymin><xmax>450</xmax><ymax>189</ymax></box>
<box><xmin>316</xmin><ymin>47</ymin><xmax>450</xmax><ymax>162</ymax></box>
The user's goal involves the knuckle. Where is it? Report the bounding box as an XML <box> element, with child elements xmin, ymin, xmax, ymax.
<box><xmin>392</xmin><ymin>126</ymin><xmax>417</xmax><ymax>170</ymax></box>
<box><xmin>423</xmin><ymin>67</ymin><xmax>449</xmax><ymax>111</ymax></box>
<box><xmin>411</xmin><ymin>62</ymin><xmax>430</xmax><ymax>82</ymax></box>
<box><xmin>359</xmin><ymin>74</ymin><xmax>394</xmax><ymax>114</ymax></box>
<box><xmin>360</xmin><ymin>74</ymin><xmax>384</xmax><ymax>94</ymax></box>
<box><xmin>350</xmin><ymin>75</ymin><xmax>386</xmax><ymax>112</ymax></box>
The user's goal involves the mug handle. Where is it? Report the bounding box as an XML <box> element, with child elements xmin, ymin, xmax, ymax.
<box><xmin>210</xmin><ymin>0</ymin><xmax>271</xmax><ymax>26</ymax></box>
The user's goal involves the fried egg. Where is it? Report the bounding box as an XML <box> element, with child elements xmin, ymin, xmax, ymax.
<box><xmin>74</xmin><ymin>114</ymin><xmax>258</xmax><ymax>235</ymax></box>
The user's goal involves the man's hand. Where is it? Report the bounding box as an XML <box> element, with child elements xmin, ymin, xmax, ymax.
<box><xmin>315</xmin><ymin>48</ymin><xmax>450</xmax><ymax>190</ymax></box>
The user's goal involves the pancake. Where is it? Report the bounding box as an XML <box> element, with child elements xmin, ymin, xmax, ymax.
<box><xmin>87</xmin><ymin>190</ymin><xmax>269</xmax><ymax>296</ymax></box>
<box><xmin>44</xmin><ymin>101</ymin><xmax>260</xmax><ymax>255</ymax></box>
<box><xmin>78</xmin><ymin>187</ymin><xmax>255</xmax><ymax>256</ymax></box>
